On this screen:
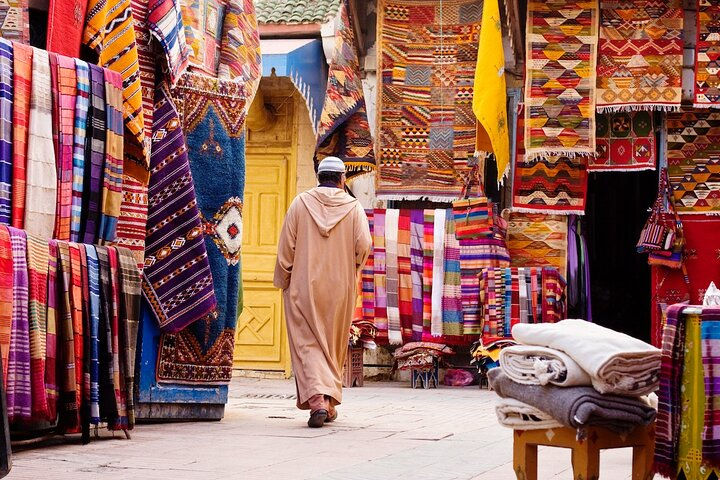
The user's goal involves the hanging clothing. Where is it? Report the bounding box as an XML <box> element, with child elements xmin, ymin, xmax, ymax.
<box><xmin>81</xmin><ymin>64</ymin><xmax>107</xmax><ymax>244</ymax></box>
<box><xmin>71</xmin><ymin>61</ymin><xmax>91</xmax><ymax>242</ymax></box>
<box><xmin>27</xmin><ymin>235</ymin><xmax>49</xmax><ymax>421</ymax></box>
<box><xmin>11</xmin><ymin>43</ymin><xmax>32</xmax><ymax>230</ymax></box>
<box><xmin>0</xmin><ymin>39</ymin><xmax>13</xmax><ymax>226</ymax></box>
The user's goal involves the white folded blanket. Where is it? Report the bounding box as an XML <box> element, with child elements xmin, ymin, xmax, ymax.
<box><xmin>512</xmin><ymin>320</ymin><xmax>661</xmax><ymax>396</ymax></box>
<box><xmin>499</xmin><ymin>345</ymin><xmax>592</xmax><ymax>387</ymax></box>
<box><xmin>495</xmin><ymin>398</ymin><xmax>563</xmax><ymax>430</ymax></box>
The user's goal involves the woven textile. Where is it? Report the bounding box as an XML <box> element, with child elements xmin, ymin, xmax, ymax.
<box><xmin>410</xmin><ymin>210</ymin><xmax>424</xmax><ymax>341</ymax></box>
<box><xmin>701</xmin><ymin>308</ymin><xmax>720</xmax><ymax>464</ymax></box>
<box><xmin>0</xmin><ymin>0</ymin><xmax>28</xmax><ymax>42</ymax></box>
<box><xmin>513</xmin><ymin>105</ymin><xmax>588</xmax><ymax>215</ymax></box>
<box><xmin>430</xmin><ymin>209</ymin><xmax>446</xmax><ymax>338</ymax></box>
<box><xmin>44</xmin><ymin>241</ymin><xmax>58</xmax><ymax>421</ymax></box>
<box><xmin>143</xmin><ymin>83</ymin><xmax>216</xmax><ymax>333</ymax></box>
<box><xmin>667</xmin><ymin>109</ymin><xmax>720</xmax><ymax>214</ymax></box>
<box><xmin>114</xmin><ymin>174</ymin><xmax>148</xmax><ymax>269</ymax></box>
<box><xmin>55</xmin><ymin>241</ymin><xmax>79</xmax><ymax>432</ymax></box>
<box><xmin>442</xmin><ymin>214</ymin><xmax>463</xmax><ymax>336</ymax></box>
<box><xmin>116</xmin><ymin>247</ymin><xmax>140</xmax><ymax>429</ymax></box>
<box><xmin>591</xmin><ymin>111</ymin><xmax>656</xmax><ymax>172</ymax></box>
<box><xmin>81</xmin><ymin>65</ymin><xmax>106</xmax><ymax>244</ymax></box>
<box><xmin>361</xmin><ymin>210</ymin><xmax>374</xmax><ymax>322</ymax></box>
<box><xmin>507</xmin><ymin>213</ymin><xmax>568</xmax><ymax>279</ymax></box>
<box><xmin>397</xmin><ymin>211</ymin><xmax>413</xmax><ymax>342</ymax></box>
<box><xmin>376</xmin><ymin>0</ymin><xmax>481</xmax><ymax>200</ymax></box>
<box><xmin>26</xmin><ymin>235</ymin><xmax>49</xmax><ymax>420</ymax></box>
<box><xmin>53</xmin><ymin>56</ymin><xmax>76</xmax><ymax>241</ymax></box>
<box><xmin>316</xmin><ymin>0</ymin><xmax>375</xmax><ymax>177</ymax></box>
<box><xmin>0</xmin><ymin>40</ymin><xmax>11</xmax><ymax>226</ymax></box>
<box><xmin>131</xmin><ymin>0</ymin><xmax>155</xmax><ymax>160</ymax></box>
<box><xmin>697</xmin><ymin>1</ymin><xmax>720</xmax><ymax>107</ymax></box>
<box><xmin>106</xmin><ymin>247</ymin><xmax>128</xmax><ymax>430</ymax></box>
<box><xmin>148</xmin><ymin>0</ymin><xmax>190</xmax><ymax>85</ymax></box>
<box><xmin>472</xmin><ymin>0</ymin><xmax>508</xmax><ymax>181</ymax></box>
<box><xmin>218</xmin><ymin>0</ymin><xmax>262</xmax><ymax>103</ymax></box>
<box><xmin>385</xmin><ymin>208</ymin><xmax>400</xmax><ymax>343</ymax></box>
<box><xmin>46</xmin><ymin>0</ymin><xmax>88</xmax><ymax>57</ymax></box>
<box><xmin>83</xmin><ymin>245</ymin><xmax>100</xmax><ymax>424</ymax></box>
<box><xmin>524</xmin><ymin>0</ymin><xmax>598</xmax><ymax>160</ymax></box>
<box><xmin>99</xmin><ymin>70</ymin><xmax>124</xmax><ymax>242</ymax></box>
<box><xmin>597</xmin><ymin>1</ymin><xmax>683</xmax><ymax>112</ymax></box>
<box><xmin>421</xmin><ymin>209</ymin><xmax>434</xmax><ymax>340</ymax></box>
<box><xmin>71</xmin><ymin>60</ymin><xmax>90</xmax><ymax>242</ymax></box>
<box><xmin>654</xmin><ymin>303</ymin><xmax>690</xmax><ymax>477</ymax></box>
<box><xmin>157</xmin><ymin>73</ymin><xmax>246</xmax><ymax>384</ymax></box>
<box><xmin>11</xmin><ymin>43</ymin><xmax>31</xmax><ymax>230</ymax></box>
<box><xmin>0</xmin><ymin>227</ymin><xmax>10</xmax><ymax>383</ymax></box>
<box><xmin>373</xmin><ymin>209</ymin><xmax>388</xmax><ymax>342</ymax></box>
<box><xmin>181</xmin><ymin>0</ymin><xmax>226</xmax><ymax>76</ymax></box>
<box><xmin>84</xmin><ymin>0</ymin><xmax>147</xmax><ymax>165</ymax></box>
<box><xmin>95</xmin><ymin>247</ymin><xmax>118</xmax><ymax>427</ymax></box>
<box><xmin>67</xmin><ymin>243</ymin><xmax>85</xmax><ymax>431</ymax></box>
<box><xmin>6</xmin><ymin>227</ymin><xmax>30</xmax><ymax>422</ymax></box>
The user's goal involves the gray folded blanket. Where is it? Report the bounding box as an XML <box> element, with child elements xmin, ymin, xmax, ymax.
<box><xmin>488</xmin><ymin>368</ymin><xmax>656</xmax><ymax>433</ymax></box>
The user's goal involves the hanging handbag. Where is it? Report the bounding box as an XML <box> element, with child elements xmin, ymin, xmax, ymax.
<box><xmin>640</xmin><ymin>168</ymin><xmax>685</xmax><ymax>269</ymax></box>
<box><xmin>453</xmin><ymin>165</ymin><xmax>494</xmax><ymax>240</ymax></box>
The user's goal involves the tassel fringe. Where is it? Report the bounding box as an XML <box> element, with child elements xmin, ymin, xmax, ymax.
<box><xmin>596</xmin><ymin>104</ymin><xmax>681</xmax><ymax>114</ymax></box>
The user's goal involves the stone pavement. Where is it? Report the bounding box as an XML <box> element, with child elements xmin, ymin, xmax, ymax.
<box><xmin>7</xmin><ymin>378</ymin><xmax>652</xmax><ymax>479</ymax></box>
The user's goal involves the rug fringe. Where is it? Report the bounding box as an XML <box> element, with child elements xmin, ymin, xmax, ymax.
<box><xmin>596</xmin><ymin>104</ymin><xmax>681</xmax><ymax>114</ymax></box>
<box><xmin>345</xmin><ymin>163</ymin><xmax>376</xmax><ymax>172</ymax></box>
<box><xmin>377</xmin><ymin>194</ymin><xmax>457</xmax><ymax>203</ymax></box>
<box><xmin>511</xmin><ymin>206</ymin><xmax>585</xmax><ymax>216</ymax></box>
<box><xmin>388</xmin><ymin>330</ymin><xmax>403</xmax><ymax>345</ymax></box>
<box><xmin>588</xmin><ymin>166</ymin><xmax>656</xmax><ymax>172</ymax></box>
<box><xmin>525</xmin><ymin>150</ymin><xmax>597</xmax><ymax>162</ymax></box>
<box><xmin>693</xmin><ymin>103</ymin><xmax>720</xmax><ymax>109</ymax></box>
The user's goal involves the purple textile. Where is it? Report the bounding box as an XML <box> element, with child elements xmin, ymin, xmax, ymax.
<box><xmin>81</xmin><ymin>64</ymin><xmax>106</xmax><ymax>244</ymax></box>
<box><xmin>701</xmin><ymin>308</ymin><xmax>720</xmax><ymax>465</ymax></box>
<box><xmin>0</xmin><ymin>39</ymin><xmax>13</xmax><ymax>225</ymax></box>
<box><xmin>6</xmin><ymin>226</ymin><xmax>31</xmax><ymax>422</ymax></box>
<box><xmin>410</xmin><ymin>209</ymin><xmax>424</xmax><ymax>341</ymax></box>
<box><xmin>142</xmin><ymin>83</ymin><xmax>217</xmax><ymax>333</ymax></box>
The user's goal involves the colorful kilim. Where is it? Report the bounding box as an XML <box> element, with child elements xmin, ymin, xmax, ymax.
<box><xmin>666</xmin><ymin>109</ymin><xmax>720</xmax><ymax>214</ymax></box>
<box><xmin>696</xmin><ymin>1</ymin><xmax>720</xmax><ymax>107</ymax></box>
<box><xmin>181</xmin><ymin>0</ymin><xmax>226</xmax><ymax>76</ymax></box>
<box><xmin>513</xmin><ymin>105</ymin><xmax>589</xmax><ymax>215</ymax></box>
<box><xmin>316</xmin><ymin>0</ymin><xmax>375</xmax><ymax>178</ymax></box>
<box><xmin>592</xmin><ymin>111</ymin><xmax>656</xmax><ymax>171</ymax></box>
<box><xmin>143</xmin><ymin>83</ymin><xmax>216</xmax><ymax>333</ymax></box>
<box><xmin>83</xmin><ymin>0</ymin><xmax>147</xmax><ymax>165</ymax></box>
<box><xmin>6</xmin><ymin>227</ymin><xmax>30</xmax><ymax>422</ymax></box>
<box><xmin>81</xmin><ymin>64</ymin><xmax>106</xmax><ymax>244</ymax></box>
<box><xmin>0</xmin><ymin>0</ymin><xmax>28</xmax><ymax>42</ymax></box>
<box><xmin>597</xmin><ymin>1</ymin><xmax>683</xmax><ymax>112</ymax></box>
<box><xmin>99</xmin><ymin>70</ymin><xmax>125</xmax><ymax>241</ymax></box>
<box><xmin>361</xmin><ymin>210</ymin><xmax>375</xmax><ymax>322</ymax></box>
<box><xmin>397</xmin><ymin>211</ymin><xmax>413</xmax><ymax>342</ymax></box>
<box><xmin>373</xmin><ymin>209</ymin><xmax>388</xmax><ymax>342</ymax></box>
<box><xmin>53</xmin><ymin>56</ymin><xmax>76</xmax><ymax>242</ymax></box>
<box><xmin>385</xmin><ymin>208</ymin><xmax>400</xmax><ymax>344</ymax></box>
<box><xmin>131</xmin><ymin>0</ymin><xmax>157</xmax><ymax>158</ymax></box>
<box><xmin>507</xmin><ymin>212</ymin><xmax>568</xmax><ymax>279</ymax></box>
<box><xmin>12</xmin><ymin>43</ymin><xmax>32</xmax><ymax>230</ymax></box>
<box><xmin>421</xmin><ymin>209</ymin><xmax>434</xmax><ymax>340</ymax></box>
<box><xmin>71</xmin><ymin>60</ymin><xmax>90</xmax><ymax>242</ymax></box>
<box><xmin>0</xmin><ymin>40</ymin><xmax>12</xmax><ymax>226</ymax></box>
<box><xmin>442</xmin><ymin>214</ymin><xmax>463</xmax><ymax>336</ymax></box>
<box><xmin>430</xmin><ymin>208</ymin><xmax>446</xmax><ymax>338</ymax></box>
<box><xmin>376</xmin><ymin>0</ymin><xmax>481</xmax><ymax>200</ymax></box>
<box><xmin>524</xmin><ymin>0</ymin><xmax>598</xmax><ymax>160</ymax></box>
<box><xmin>148</xmin><ymin>0</ymin><xmax>190</xmax><ymax>85</ymax></box>
<box><xmin>218</xmin><ymin>0</ymin><xmax>262</xmax><ymax>104</ymax></box>
<box><xmin>26</xmin><ymin>235</ymin><xmax>49</xmax><ymax>420</ymax></box>
<box><xmin>46</xmin><ymin>0</ymin><xmax>88</xmax><ymax>58</ymax></box>
<box><xmin>114</xmin><ymin>174</ymin><xmax>148</xmax><ymax>269</ymax></box>
<box><xmin>157</xmin><ymin>73</ymin><xmax>246</xmax><ymax>384</ymax></box>
<box><xmin>410</xmin><ymin>210</ymin><xmax>424</xmax><ymax>341</ymax></box>
<box><xmin>701</xmin><ymin>308</ymin><xmax>720</xmax><ymax>465</ymax></box>
<box><xmin>0</xmin><ymin>226</ymin><xmax>11</xmax><ymax>383</ymax></box>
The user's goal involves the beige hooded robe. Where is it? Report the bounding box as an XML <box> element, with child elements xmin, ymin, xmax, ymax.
<box><xmin>273</xmin><ymin>187</ymin><xmax>372</xmax><ymax>410</ymax></box>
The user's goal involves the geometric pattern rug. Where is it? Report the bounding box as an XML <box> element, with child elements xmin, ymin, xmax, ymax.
<box><xmin>507</xmin><ymin>212</ymin><xmax>568</xmax><ymax>279</ymax></box>
<box><xmin>375</xmin><ymin>0</ymin><xmax>481</xmax><ymax>201</ymax></box>
<box><xmin>695</xmin><ymin>0</ymin><xmax>720</xmax><ymax>108</ymax></box>
<box><xmin>666</xmin><ymin>109</ymin><xmax>720</xmax><ymax>214</ymax></box>
<box><xmin>597</xmin><ymin>0</ymin><xmax>683</xmax><ymax>112</ymax></box>
<box><xmin>591</xmin><ymin>111</ymin><xmax>656</xmax><ymax>172</ymax></box>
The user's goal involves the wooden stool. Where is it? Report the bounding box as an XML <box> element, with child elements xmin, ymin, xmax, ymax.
<box><xmin>411</xmin><ymin>357</ymin><xmax>439</xmax><ymax>389</ymax></box>
<box><xmin>513</xmin><ymin>424</ymin><xmax>655</xmax><ymax>480</ymax></box>
<box><xmin>342</xmin><ymin>345</ymin><xmax>363</xmax><ymax>387</ymax></box>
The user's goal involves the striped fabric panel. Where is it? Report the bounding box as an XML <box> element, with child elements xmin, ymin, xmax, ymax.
<box><xmin>372</xmin><ymin>209</ymin><xmax>387</xmax><ymax>342</ymax></box>
<box><xmin>53</xmin><ymin>56</ymin><xmax>76</xmax><ymax>242</ymax></box>
<box><xmin>421</xmin><ymin>210</ymin><xmax>434</xmax><ymax>340</ymax></box>
<box><xmin>409</xmin><ymin>210</ymin><xmax>424</xmax><ymax>342</ymax></box>
<box><xmin>78</xmin><ymin>241</ymin><xmax>89</xmax><ymax>439</ymax></box>
<box><xmin>0</xmin><ymin>1</ymin><xmax>29</xmax><ymax>43</ymax></box>
<box><xmin>83</xmin><ymin>244</ymin><xmax>101</xmax><ymax>424</ymax></box>
<box><xmin>147</xmin><ymin>0</ymin><xmax>189</xmax><ymax>85</ymax></box>
<box><xmin>701</xmin><ymin>309</ymin><xmax>720</xmax><ymax>463</ymax></box>
<box><xmin>45</xmin><ymin>240</ymin><xmax>59</xmax><ymax>422</ymax></box>
<box><xmin>107</xmin><ymin>247</ymin><xmax>128</xmax><ymax>430</ymax></box>
<box><xmin>0</xmin><ymin>226</ymin><xmax>10</xmax><ymax>382</ymax></box>
<box><xmin>26</xmin><ymin>234</ymin><xmax>49</xmax><ymax>421</ymax></box>
<box><xmin>0</xmin><ymin>40</ymin><xmax>12</xmax><ymax>225</ymax></box>
<box><xmin>55</xmin><ymin>241</ymin><xmax>79</xmax><ymax>432</ymax></box>
<box><xmin>397</xmin><ymin>211</ymin><xmax>413</xmax><ymax>342</ymax></box>
<box><xmin>99</xmin><ymin>70</ymin><xmax>125</xmax><ymax>242</ymax></box>
<box><xmin>67</xmin><ymin>243</ymin><xmax>84</xmax><ymax>424</ymax></box>
<box><xmin>25</xmin><ymin>48</ymin><xmax>57</xmax><ymax>239</ymax></box>
<box><xmin>71</xmin><ymin>60</ymin><xmax>90</xmax><ymax>242</ymax></box>
<box><xmin>114</xmin><ymin>174</ymin><xmax>148</xmax><ymax>270</ymax></box>
<box><xmin>6</xmin><ymin>227</ymin><xmax>31</xmax><ymax>422</ymax></box>
<box><xmin>361</xmin><ymin>210</ymin><xmax>374</xmax><ymax>322</ymax></box>
<box><xmin>503</xmin><ymin>268</ymin><xmax>512</xmax><ymax>334</ymax></box>
<box><xmin>83</xmin><ymin>0</ymin><xmax>147</xmax><ymax>165</ymax></box>
<box><xmin>116</xmin><ymin>247</ymin><xmax>140</xmax><ymax>429</ymax></box>
<box><xmin>442</xmin><ymin>214</ymin><xmax>463</xmax><ymax>336</ymax></box>
<box><xmin>131</xmin><ymin>0</ymin><xmax>154</xmax><ymax>153</ymax></box>
<box><xmin>11</xmin><ymin>43</ymin><xmax>32</xmax><ymax>230</ymax></box>
<box><xmin>95</xmin><ymin>246</ymin><xmax>119</xmax><ymax>423</ymax></box>
<box><xmin>82</xmin><ymin>65</ymin><xmax>107</xmax><ymax>244</ymax></box>
<box><xmin>218</xmin><ymin>0</ymin><xmax>262</xmax><ymax>100</ymax></box>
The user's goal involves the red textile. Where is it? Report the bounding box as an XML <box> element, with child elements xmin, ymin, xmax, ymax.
<box><xmin>0</xmin><ymin>226</ymin><xmax>11</xmax><ymax>384</ymax></box>
<box><xmin>46</xmin><ymin>0</ymin><xmax>90</xmax><ymax>58</ymax></box>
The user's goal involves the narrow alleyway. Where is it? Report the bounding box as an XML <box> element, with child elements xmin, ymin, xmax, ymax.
<box><xmin>9</xmin><ymin>378</ymin><xmax>647</xmax><ymax>479</ymax></box>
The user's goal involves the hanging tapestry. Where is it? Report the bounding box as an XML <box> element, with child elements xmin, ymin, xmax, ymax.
<box><xmin>218</xmin><ymin>0</ymin><xmax>262</xmax><ymax>105</ymax></box>
<box><xmin>666</xmin><ymin>109</ymin><xmax>720</xmax><ymax>214</ymax></box>
<box><xmin>696</xmin><ymin>0</ymin><xmax>720</xmax><ymax>107</ymax></box>
<box><xmin>143</xmin><ymin>83</ymin><xmax>216</xmax><ymax>333</ymax></box>
<box><xmin>148</xmin><ymin>0</ymin><xmax>190</xmax><ymax>86</ymax></box>
<box><xmin>442</xmin><ymin>214</ymin><xmax>463</xmax><ymax>336</ymax></box>
<box><xmin>316</xmin><ymin>0</ymin><xmax>375</xmax><ymax>178</ymax></box>
<box><xmin>0</xmin><ymin>39</ymin><xmax>12</xmax><ymax>226</ymax></box>
<box><xmin>114</xmin><ymin>174</ymin><xmax>149</xmax><ymax>269</ymax></box>
<box><xmin>11</xmin><ymin>43</ymin><xmax>31</xmax><ymax>230</ymax></box>
<box><xmin>591</xmin><ymin>111</ymin><xmax>656</xmax><ymax>172</ymax></box>
<box><xmin>524</xmin><ymin>0</ymin><xmax>598</xmax><ymax>160</ymax></box>
<box><xmin>53</xmin><ymin>55</ymin><xmax>77</xmax><ymax>242</ymax></box>
<box><xmin>0</xmin><ymin>0</ymin><xmax>28</xmax><ymax>43</ymax></box>
<box><xmin>71</xmin><ymin>60</ymin><xmax>90</xmax><ymax>242</ymax></box>
<box><xmin>597</xmin><ymin>1</ymin><xmax>683</xmax><ymax>112</ymax></box>
<box><xmin>81</xmin><ymin>64</ymin><xmax>106</xmax><ymax>244</ymax></box>
<box><xmin>473</xmin><ymin>0</ymin><xmax>509</xmax><ymax>181</ymax></box>
<box><xmin>513</xmin><ymin>105</ymin><xmax>589</xmax><ymax>215</ymax></box>
<box><xmin>180</xmin><ymin>0</ymin><xmax>227</xmax><ymax>77</ymax></box>
<box><xmin>507</xmin><ymin>212</ymin><xmax>568</xmax><ymax>279</ymax></box>
<box><xmin>375</xmin><ymin>0</ymin><xmax>481</xmax><ymax>200</ymax></box>
<box><xmin>157</xmin><ymin>73</ymin><xmax>246</xmax><ymax>384</ymax></box>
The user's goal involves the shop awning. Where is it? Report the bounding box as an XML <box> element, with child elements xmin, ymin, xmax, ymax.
<box><xmin>261</xmin><ymin>38</ymin><xmax>327</xmax><ymax>132</ymax></box>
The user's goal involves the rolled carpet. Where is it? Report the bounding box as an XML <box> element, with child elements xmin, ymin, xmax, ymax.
<box><xmin>499</xmin><ymin>345</ymin><xmax>592</xmax><ymax>387</ymax></box>
<box><xmin>488</xmin><ymin>368</ymin><xmax>656</xmax><ymax>434</ymax></box>
<box><xmin>512</xmin><ymin>320</ymin><xmax>660</xmax><ymax>396</ymax></box>
<box><xmin>495</xmin><ymin>397</ymin><xmax>563</xmax><ymax>430</ymax></box>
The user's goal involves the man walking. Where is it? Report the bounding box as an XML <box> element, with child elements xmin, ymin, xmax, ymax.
<box><xmin>273</xmin><ymin>156</ymin><xmax>372</xmax><ymax>428</ymax></box>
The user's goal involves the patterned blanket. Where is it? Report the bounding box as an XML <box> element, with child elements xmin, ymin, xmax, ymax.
<box><xmin>592</xmin><ymin>111</ymin><xmax>655</xmax><ymax>172</ymax></box>
<box><xmin>507</xmin><ymin>213</ymin><xmax>568</xmax><ymax>279</ymax></box>
<box><xmin>696</xmin><ymin>1</ymin><xmax>720</xmax><ymax>107</ymax></box>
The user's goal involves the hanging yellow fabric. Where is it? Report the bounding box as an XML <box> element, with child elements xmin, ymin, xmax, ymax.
<box><xmin>472</xmin><ymin>0</ymin><xmax>509</xmax><ymax>182</ymax></box>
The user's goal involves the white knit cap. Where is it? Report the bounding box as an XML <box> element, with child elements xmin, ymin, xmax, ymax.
<box><xmin>317</xmin><ymin>156</ymin><xmax>346</xmax><ymax>173</ymax></box>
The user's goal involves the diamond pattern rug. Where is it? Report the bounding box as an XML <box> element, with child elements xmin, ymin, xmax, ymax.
<box><xmin>591</xmin><ymin>111</ymin><xmax>656</xmax><ymax>171</ymax></box>
<box><xmin>507</xmin><ymin>212</ymin><xmax>568</xmax><ymax>279</ymax></box>
<box><xmin>696</xmin><ymin>0</ymin><xmax>720</xmax><ymax>107</ymax></box>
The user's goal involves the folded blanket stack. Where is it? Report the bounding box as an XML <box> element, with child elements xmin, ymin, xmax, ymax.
<box><xmin>490</xmin><ymin>319</ymin><xmax>660</xmax><ymax>432</ymax></box>
<box><xmin>391</xmin><ymin>342</ymin><xmax>455</xmax><ymax>372</ymax></box>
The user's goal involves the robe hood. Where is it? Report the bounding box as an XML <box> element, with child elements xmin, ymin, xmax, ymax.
<box><xmin>299</xmin><ymin>187</ymin><xmax>359</xmax><ymax>237</ymax></box>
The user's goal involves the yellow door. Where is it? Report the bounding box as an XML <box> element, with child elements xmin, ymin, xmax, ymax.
<box><xmin>234</xmin><ymin>83</ymin><xmax>297</xmax><ymax>376</ymax></box>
